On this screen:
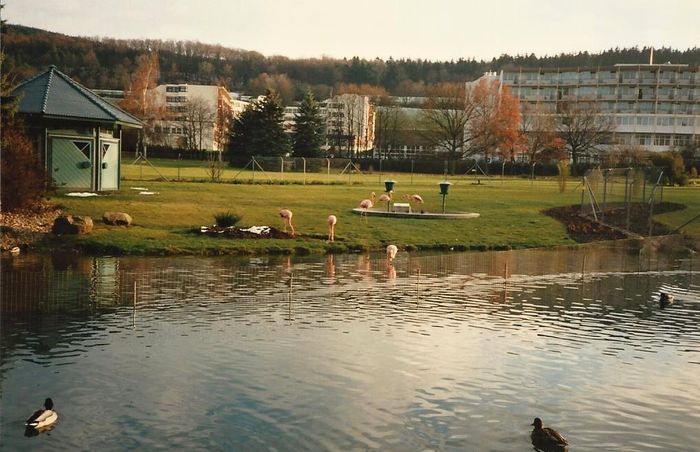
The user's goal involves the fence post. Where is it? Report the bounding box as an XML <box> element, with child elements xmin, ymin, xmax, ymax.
<box><xmin>379</xmin><ymin>158</ymin><xmax>382</xmax><ymax>183</ymax></box>
<box><xmin>625</xmin><ymin>169</ymin><xmax>631</xmax><ymax>232</ymax></box>
<box><xmin>411</xmin><ymin>160</ymin><xmax>414</xmax><ymax>185</ymax></box>
<box><xmin>327</xmin><ymin>158</ymin><xmax>331</xmax><ymax>183</ymax></box>
<box><xmin>280</xmin><ymin>157</ymin><xmax>284</xmax><ymax>182</ymax></box>
<box><xmin>302</xmin><ymin>158</ymin><xmax>306</xmax><ymax>185</ymax></box>
<box><xmin>601</xmin><ymin>169</ymin><xmax>608</xmax><ymax>222</ymax></box>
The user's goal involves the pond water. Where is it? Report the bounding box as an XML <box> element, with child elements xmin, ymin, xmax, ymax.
<box><xmin>1</xmin><ymin>244</ymin><xmax>699</xmax><ymax>451</ymax></box>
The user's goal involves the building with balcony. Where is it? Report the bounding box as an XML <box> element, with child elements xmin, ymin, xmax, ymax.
<box><xmin>152</xmin><ymin>84</ymin><xmax>233</xmax><ymax>151</ymax></box>
<box><xmin>485</xmin><ymin>63</ymin><xmax>699</xmax><ymax>158</ymax></box>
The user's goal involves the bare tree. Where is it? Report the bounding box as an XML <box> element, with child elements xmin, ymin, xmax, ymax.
<box><xmin>421</xmin><ymin>79</ymin><xmax>521</xmax><ymax>173</ymax></box>
<box><xmin>556</xmin><ymin>101</ymin><xmax>614</xmax><ymax>167</ymax></box>
<box><xmin>375</xmin><ymin>102</ymin><xmax>406</xmax><ymax>158</ymax></box>
<box><xmin>520</xmin><ymin>104</ymin><xmax>565</xmax><ymax>164</ymax></box>
<box><xmin>180</xmin><ymin>96</ymin><xmax>215</xmax><ymax>152</ymax></box>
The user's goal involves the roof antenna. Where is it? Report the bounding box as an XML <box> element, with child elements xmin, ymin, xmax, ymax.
<box><xmin>649</xmin><ymin>47</ymin><xmax>654</xmax><ymax>65</ymax></box>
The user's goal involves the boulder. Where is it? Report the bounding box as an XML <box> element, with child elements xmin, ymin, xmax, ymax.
<box><xmin>52</xmin><ymin>215</ymin><xmax>93</xmax><ymax>235</ymax></box>
<box><xmin>103</xmin><ymin>211</ymin><xmax>133</xmax><ymax>226</ymax></box>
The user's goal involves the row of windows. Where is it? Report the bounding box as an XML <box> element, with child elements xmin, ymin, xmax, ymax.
<box><xmin>166</xmin><ymin>96</ymin><xmax>188</xmax><ymax>103</ymax></box>
<box><xmin>166</xmin><ymin>106</ymin><xmax>188</xmax><ymax>113</ymax></box>
<box><xmin>165</xmin><ymin>86</ymin><xmax>188</xmax><ymax>92</ymax></box>
<box><xmin>614</xmin><ymin>134</ymin><xmax>693</xmax><ymax>146</ymax></box>
<box><xmin>505</xmin><ymin>71</ymin><xmax>696</xmax><ymax>84</ymax></box>
<box><xmin>155</xmin><ymin>126</ymin><xmax>184</xmax><ymax>134</ymax></box>
<box><xmin>615</xmin><ymin>116</ymin><xmax>696</xmax><ymax>127</ymax></box>
<box><xmin>531</xmin><ymin>102</ymin><xmax>699</xmax><ymax>115</ymax></box>
<box><xmin>515</xmin><ymin>86</ymin><xmax>700</xmax><ymax>99</ymax></box>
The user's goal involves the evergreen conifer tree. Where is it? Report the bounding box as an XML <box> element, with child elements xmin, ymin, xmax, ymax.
<box><xmin>292</xmin><ymin>91</ymin><xmax>326</xmax><ymax>157</ymax></box>
<box><xmin>227</xmin><ymin>90</ymin><xmax>290</xmax><ymax>162</ymax></box>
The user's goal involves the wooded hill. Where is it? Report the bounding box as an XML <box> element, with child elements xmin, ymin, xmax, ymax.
<box><xmin>3</xmin><ymin>23</ymin><xmax>699</xmax><ymax>102</ymax></box>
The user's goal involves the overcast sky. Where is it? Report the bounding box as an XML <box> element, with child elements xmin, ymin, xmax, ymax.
<box><xmin>4</xmin><ymin>0</ymin><xmax>699</xmax><ymax>61</ymax></box>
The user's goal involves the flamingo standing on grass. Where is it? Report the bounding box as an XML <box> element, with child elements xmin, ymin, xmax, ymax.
<box><xmin>404</xmin><ymin>194</ymin><xmax>424</xmax><ymax>211</ymax></box>
<box><xmin>327</xmin><ymin>215</ymin><xmax>337</xmax><ymax>242</ymax></box>
<box><xmin>386</xmin><ymin>244</ymin><xmax>398</xmax><ymax>263</ymax></box>
<box><xmin>378</xmin><ymin>192</ymin><xmax>392</xmax><ymax>210</ymax></box>
<box><xmin>279</xmin><ymin>209</ymin><xmax>295</xmax><ymax>237</ymax></box>
<box><xmin>359</xmin><ymin>192</ymin><xmax>376</xmax><ymax>218</ymax></box>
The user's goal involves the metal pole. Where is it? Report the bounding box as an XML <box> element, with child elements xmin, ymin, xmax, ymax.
<box><xmin>379</xmin><ymin>158</ymin><xmax>382</xmax><ymax>183</ymax></box>
<box><xmin>442</xmin><ymin>194</ymin><xmax>446</xmax><ymax>214</ymax></box>
<box><xmin>411</xmin><ymin>159</ymin><xmax>414</xmax><ymax>185</ymax></box>
<box><xmin>326</xmin><ymin>158</ymin><xmax>330</xmax><ymax>183</ymax></box>
<box><xmin>280</xmin><ymin>157</ymin><xmax>284</xmax><ymax>182</ymax></box>
<box><xmin>302</xmin><ymin>157</ymin><xmax>306</xmax><ymax>185</ymax></box>
<box><xmin>252</xmin><ymin>157</ymin><xmax>255</xmax><ymax>183</ymax></box>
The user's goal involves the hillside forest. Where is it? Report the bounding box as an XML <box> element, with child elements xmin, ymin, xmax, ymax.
<box><xmin>3</xmin><ymin>23</ymin><xmax>699</xmax><ymax>104</ymax></box>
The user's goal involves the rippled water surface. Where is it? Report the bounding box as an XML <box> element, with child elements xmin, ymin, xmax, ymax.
<box><xmin>2</xmin><ymin>244</ymin><xmax>699</xmax><ymax>450</ymax></box>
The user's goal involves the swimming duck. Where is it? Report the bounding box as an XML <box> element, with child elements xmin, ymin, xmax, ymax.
<box><xmin>531</xmin><ymin>417</ymin><xmax>567</xmax><ymax>450</ymax></box>
<box><xmin>26</xmin><ymin>398</ymin><xmax>58</xmax><ymax>430</ymax></box>
<box><xmin>659</xmin><ymin>292</ymin><xmax>674</xmax><ymax>308</ymax></box>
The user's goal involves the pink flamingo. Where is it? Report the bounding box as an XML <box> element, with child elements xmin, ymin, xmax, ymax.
<box><xmin>327</xmin><ymin>214</ymin><xmax>337</xmax><ymax>242</ymax></box>
<box><xmin>404</xmin><ymin>193</ymin><xmax>424</xmax><ymax>210</ymax></box>
<box><xmin>359</xmin><ymin>192</ymin><xmax>376</xmax><ymax>218</ymax></box>
<box><xmin>279</xmin><ymin>209</ymin><xmax>295</xmax><ymax>237</ymax></box>
<box><xmin>386</xmin><ymin>244</ymin><xmax>398</xmax><ymax>263</ymax></box>
<box><xmin>378</xmin><ymin>192</ymin><xmax>392</xmax><ymax>210</ymax></box>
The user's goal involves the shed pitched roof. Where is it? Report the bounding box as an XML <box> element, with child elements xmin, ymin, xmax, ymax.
<box><xmin>12</xmin><ymin>66</ymin><xmax>142</xmax><ymax>128</ymax></box>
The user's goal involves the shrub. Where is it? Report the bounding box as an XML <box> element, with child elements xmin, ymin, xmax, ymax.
<box><xmin>0</xmin><ymin>120</ymin><xmax>52</xmax><ymax>211</ymax></box>
<box><xmin>214</xmin><ymin>211</ymin><xmax>241</xmax><ymax>228</ymax></box>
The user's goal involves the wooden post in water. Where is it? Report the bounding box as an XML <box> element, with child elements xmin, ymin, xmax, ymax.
<box><xmin>581</xmin><ymin>254</ymin><xmax>587</xmax><ymax>280</ymax></box>
<box><xmin>133</xmin><ymin>280</ymin><xmax>137</xmax><ymax>328</ymax></box>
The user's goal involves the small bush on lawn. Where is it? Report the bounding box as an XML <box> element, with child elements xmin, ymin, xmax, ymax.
<box><xmin>214</xmin><ymin>211</ymin><xmax>241</xmax><ymax>228</ymax></box>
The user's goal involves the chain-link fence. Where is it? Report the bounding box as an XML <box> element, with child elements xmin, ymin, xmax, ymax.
<box><xmin>581</xmin><ymin>167</ymin><xmax>666</xmax><ymax>236</ymax></box>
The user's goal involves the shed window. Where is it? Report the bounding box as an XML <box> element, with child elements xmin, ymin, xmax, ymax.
<box><xmin>73</xmin><ymin>141</ymin><xmax>91</xmax><ymax>159</ymax></box>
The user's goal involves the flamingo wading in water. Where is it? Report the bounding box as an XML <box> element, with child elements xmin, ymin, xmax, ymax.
<box><xmin>386</xmin><ymin>244</ymin><xmax>398</xmax><ymax>263</ymax></box>
<box><xmin>327</xmin><ymin>215</ymin><xmax>337</xmax><ymax>242</ymax></box>
<box><xmin>279</xmin><ymin>209</ymin><xmax>295</xmax><ymax>237</ymax></box>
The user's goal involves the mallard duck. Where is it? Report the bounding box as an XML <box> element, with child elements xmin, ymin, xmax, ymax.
<box><xmin>531</xmin><ymin>417</ymin><xmax>567</xmax><ymax>450</ymax></box>
<box><xmin>659</xmin><ymin>292</ymin><xmax>674</xmax><ymax>308</ymax></box>
<box><xmin>26</xmin><ymin>398</ymin><xmax>58</xmax><ymax>429</ymax></box>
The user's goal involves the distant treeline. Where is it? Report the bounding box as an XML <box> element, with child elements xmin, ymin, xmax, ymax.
<box><xmin>3</xmin><ymin>23</ymin><xmax>699</xmax><ymax>102</ymax></box>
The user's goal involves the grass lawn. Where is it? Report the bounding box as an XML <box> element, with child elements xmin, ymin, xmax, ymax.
<box><xmin>49</xmin><ymin>162</ymin><xmax>700</xmax><ymax>255</ymax></box>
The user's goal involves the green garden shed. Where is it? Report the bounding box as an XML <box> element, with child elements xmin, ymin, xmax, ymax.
<box><xmin>11</xmin><ymin>66</ymin><xmax>142</xmax><ymax>191</ymax></box>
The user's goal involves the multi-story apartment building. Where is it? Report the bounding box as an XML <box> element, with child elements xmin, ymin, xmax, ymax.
<box><xmin>282</xmin><ymin>94</ymin><xmax>376</xmax><ymax>155</ymax></box>
<box><xmin>487</xmin><ymin>63</ymin><xmax>700</xmax><ymax>157</ymax></box>
<box><xmin>152</xmin><ymin>84</ymin><xmax>233</xmax><ymax>151</ymax></box>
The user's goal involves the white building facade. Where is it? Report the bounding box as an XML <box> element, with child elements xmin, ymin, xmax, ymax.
<box><xmin>492</xmin><ymin>64</ymin><xmax>700</xmax><ymax>156</ymax></box>
<box><xmin>152</xmin><ymin>84</ymin><xmax>233</xmax><ymax>151</ymax></box>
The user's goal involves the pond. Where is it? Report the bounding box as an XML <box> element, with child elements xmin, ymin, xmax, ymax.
<box><xmin>1</xmin><ymin>243</ymin><xmax>699</xmax><ymax>450</ymax></box>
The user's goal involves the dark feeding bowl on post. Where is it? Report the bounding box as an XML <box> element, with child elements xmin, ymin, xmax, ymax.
<box><xmin>439</xmin><ymin>181</ymin><xmax>451</xmax><ymax>213</ymax></box>
<box><xmin>439</xmin><ymin>181</ymin><xmax>451</xmax><ymax>195</ymax></box>
<box><xmin>384</xmin><ymin>180</ymin><xmax>396</xmax><ymax>193</ymax></box>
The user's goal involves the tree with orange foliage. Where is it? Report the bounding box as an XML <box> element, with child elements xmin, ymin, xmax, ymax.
<box><xmin>119</xmin><ymin>52</ymin><xmax>164</xmax><ymax>150</ymax></box>
<box><xmin>520</xmin><ymin>104</ymin><xmax>566</xmax><ymax>164</ymax></box>
<box><xmin>421</xmin><ymin>79</ymin><xmax>522</xmax><ymax>173</ymax></box>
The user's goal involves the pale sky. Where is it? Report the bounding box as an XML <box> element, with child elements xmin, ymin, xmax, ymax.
<box><xmin>4</xmin><ymin>0</ymin><xmax>699</xmax><ymax>61</ymax></box>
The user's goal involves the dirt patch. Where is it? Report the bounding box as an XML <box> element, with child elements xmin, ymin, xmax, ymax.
<box><xmin>1</xmin><ymin>203</ymin><xmax>62</xmax><ymax>251</ymax></box>
<box><xmin>195</xmin><ymin>225</ymin><xmax>294</xmax><ymax>239</ymax></box>
<box><xmin>544</xmin><ymin>202</ymin><xmax>684</xmax><ymax>243</ymax></box>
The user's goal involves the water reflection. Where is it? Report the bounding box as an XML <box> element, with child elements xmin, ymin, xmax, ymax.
<box><xmin>1</xmin><ymin>243</ymin><xmax>699</xmax><ymax>450</ymax></box>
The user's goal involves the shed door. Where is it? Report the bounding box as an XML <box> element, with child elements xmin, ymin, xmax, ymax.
<box><xmin>99</xmin><ymin>140</ymin><xmax>119</xmax><ymax>191</ymax></box>
<box><xmin>50</xmin><ymin>138</ymin><xmax>93</xmax><ymax>189</ymax></box>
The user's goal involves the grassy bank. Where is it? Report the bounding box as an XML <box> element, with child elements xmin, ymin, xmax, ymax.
<box><xmin>47</xmin><ymin>168</ymin><xmax>700</xmax><ymax>255</ymax></box>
